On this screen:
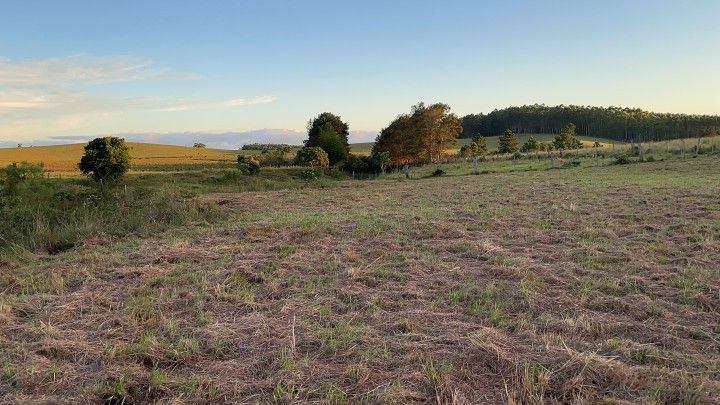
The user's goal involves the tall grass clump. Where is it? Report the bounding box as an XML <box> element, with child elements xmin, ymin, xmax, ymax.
<box><xmin>0</xmin><ymin>163</ymin><xmax>223</xmax><ymax>259</ymax></box>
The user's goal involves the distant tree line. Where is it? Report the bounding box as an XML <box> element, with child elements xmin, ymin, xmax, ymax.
<box><xmin>241</xmin><ymin>143</ymin><xmax>294</xmax><ymax>151</ymax></box>
<box><xmin>460</xmin><ymin>104</ymin><xmax>720</xmax><ymax>141</ymax></box>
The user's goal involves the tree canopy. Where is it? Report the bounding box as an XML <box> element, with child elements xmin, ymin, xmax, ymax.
<box><xmin>78</xmin><ymin>137</ymin><xmax>130</xmax><ymax>182</ymax></box>
<box><xmin>460</xmin><ymin>104</ymin><xmax>720</xmax><ymax>141</ymax></box>
<box><xmin>372</xmin><ymin>102</ymin><xmax>462</xmax><ymax>165</ymax></box>
<box><xmin>316</xmin><ymin>123</ymin><xmax>348</xmax><ymax>165</ymax></box>
<box><xmin>305</xmin><ymin>112</ymin><xmax>350</xmax><ymax>164</ymax></box>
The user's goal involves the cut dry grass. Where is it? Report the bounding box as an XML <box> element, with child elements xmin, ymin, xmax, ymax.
<box><xmin>1</xmin><ymin>155</ymin><xmax>718</xmax><ymax>403</ymax></box>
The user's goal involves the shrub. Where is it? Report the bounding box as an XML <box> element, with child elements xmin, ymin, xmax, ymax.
<box><xmin>343</xmin><ymin>154</ymin><xmax>375</xmax><ymax>174</ymax></box>
<box><xmin>258</xmin><ymin>147</ymin><xmax>294</xmax><ymax>167</ymax></box>
<box><xmin>237</xmin><ymin>155</ymin><xmax>261</xmax><ymax>175</ymax></box>
<box><xmin>295</xmin><ymin>147</ymin><xmax>329</xmax><ymax>167</ymax></box>
<box><xmin>0</xmin><ymin>162</ymin><xmax>45</xmax><ymax>195</ymax></box>
<box><xmin>614</xmin><ymin>154</ymin><xmax>632</xmax><ymax>165</ymax></box>
<box><xmin>299</xmin><ymin>169</ymin><xmax>320</xmax><ymax>181</ymax></box>
<box><xmin>193</xmin><ymin>143</ymin><xmax>206</xmax><ymax>148</ymax></box>
<box><xmin>521</xmin><ymin>136</ymin><xmax>540</xmax><ymax>152</ymax></box>
<box><xmin>78</xmin><ymin>137</ymin><xmax>131</xmax><ymax>183</ymax></box>
<box><xmin>431</xmin><ymin>168</ymin><xmax>446</xmax><ymax>176</ymax></box>
<box><xmin>241</xmin><ymin>143</ymin><xmax>293</xmax><ymax>152</ymax></box>
<box><xmin>562</xmin><ymin>160</ymin><xmax>581</xmax><ymax>168</ymax></box>
<box><xmin>373</xmin><ymin>151</ymin><xmax>391</xmax><ymax>174</ymax></box>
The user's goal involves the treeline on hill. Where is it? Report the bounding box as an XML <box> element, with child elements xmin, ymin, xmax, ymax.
<box><xmin>241</xmin><ymin>143</ymin><xmax>294</xmax><ymax>151</ymax></box>
<box><xmin>460</xmin><ymin>104</ymin><xmax>720</xmax><ymax>141</ymax></box>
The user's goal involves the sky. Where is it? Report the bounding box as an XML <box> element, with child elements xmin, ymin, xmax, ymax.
<box><xmin>1</xmin><ymin>0</ymin><xmax>719</xmax><ymax>147</ymax></box>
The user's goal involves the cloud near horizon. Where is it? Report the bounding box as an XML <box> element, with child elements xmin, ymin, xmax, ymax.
<box><xmin>0</xmin><ymin>55</ymin><xmax>276</xmax><ymax>140</ymax></box>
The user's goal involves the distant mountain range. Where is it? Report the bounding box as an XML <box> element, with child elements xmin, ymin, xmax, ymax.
<box><xmin>1</xmin><ymin>129</ymin><xmax>378</xmax><ymax>149</ymax></box>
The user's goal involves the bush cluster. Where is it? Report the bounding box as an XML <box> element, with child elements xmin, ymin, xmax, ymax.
<box><xmin>237</xmin><ymin>155</ymin><xmax>261</xmax><ymax>175</ymax></box>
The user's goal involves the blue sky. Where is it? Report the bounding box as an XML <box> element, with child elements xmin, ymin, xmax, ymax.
<box><xmin>1</xmin><ymin>0</ymin><xmax>719</xmax><ymax>146</ymax></box>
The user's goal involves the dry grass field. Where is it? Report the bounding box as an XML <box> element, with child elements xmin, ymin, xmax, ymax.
<box><xmin>1</xmin><ymin>155</ymin><xmax>718</xmax><ymax>403</ymax></box>
<box><xmin>0</xmin><ymin>143</ymin><xmax>240</xmax><ymax>173</ymax></box>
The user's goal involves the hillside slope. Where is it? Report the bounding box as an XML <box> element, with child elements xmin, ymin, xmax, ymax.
<box><xmin>0</xmin><ymin>143</ymin><xmax>240</xmax><ymax>173</ymax></box>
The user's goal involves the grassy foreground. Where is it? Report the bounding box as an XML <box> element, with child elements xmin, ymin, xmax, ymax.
<box><xmin>1</xmin><ymin>154</ymin><xmax>718</xmax><ymax>403</ymax></box>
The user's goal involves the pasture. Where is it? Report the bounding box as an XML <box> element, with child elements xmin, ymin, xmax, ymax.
<box><xmin>1</xmin><ymin>149</ymin><xmax>718</xmax><ymax>403</ymax></box>
<box><xmin>0</xmin><ymin>143</ymin><xmax>241</xmax><ymax>174</ymax></box>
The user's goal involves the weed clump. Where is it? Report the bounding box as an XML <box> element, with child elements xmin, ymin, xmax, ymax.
<box><xmin>299</xmin><ymin>169</ymin><xmax>320</xmax><ymax>181</ymax></box>
<box><xmin>614</xmin><ymin>153</ymin><xmax>632</xmax><ymax>165</ymax></box>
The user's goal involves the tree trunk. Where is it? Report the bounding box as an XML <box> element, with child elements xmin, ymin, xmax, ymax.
<box><xmin>472</xmin><ymin>156</ymin><xmax>478</xmax><ymax>175</ymax></box>
<box><xmin>403</xmin><ymin>164</ymin><xmax>410</xmax><ymax>179</ymax></box>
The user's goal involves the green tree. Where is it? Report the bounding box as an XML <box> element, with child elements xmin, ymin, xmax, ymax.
<box><xmin>294</xmin><ymin>147</ymin><xmax>329</xmax><ymax>167</ymax></box>
<box><xmin>316</xmin><ymin>123</ymin><xmax>348</xmax><ymax>165</ymax></box>
<box><xmin>497</xmin><ymin>129</ymin><xmax>519</xmax><ymax>154</ymax></box>
<box><xmin>553</xmin><ymin>123</ymin><xmax>582</xmax><ymax>150</ymax></box>
<box><xmin>460</xmin><ymin>139</ymin><xmax>487</xmax><ymax>158</ymax></box>
<box><xmin>237</xmin><ymin>155</ymin><xmax>261</xmax><ymax>175</ymax></box>
<box><xmin>471</xmin><ymin>135</ymin><xmax>488</xmax><ymax>154</ymax></box>
<box><xmin>78</xmin><ymin>137</ymin><xmax>130</xmax><ymax>182</ymax></box>
<box><xmin>373</xmin><ymin>151</ymin><xmax>391</xmax><ymax>174</ymax></box>
<box><xmin>521</xmin><ymin>135</ymin><xmax>540</xmax><ymax>152</ymax></box>
<box><xmin>305</xmin><ymin>112</ymin><xmax>350</xmax><ymax>164</ymax></box>
<box><xmin>372</xmin><ymin>114</ymin><xmax>415</xmax><ymax>165</ymax></box>
<box><xmin>372</xmin><ymin>102</ymin><xmax>462</xmax><ymax>165</ymax></box>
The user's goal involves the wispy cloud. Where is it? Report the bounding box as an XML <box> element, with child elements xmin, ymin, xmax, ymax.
<box><xmin>0</xmin><ymin>55</ymin><xmax>200</xmax><ymax>87</ymax></box>
<box><xmin>0</xmin><ymin>55</ymin><xmax>276</xmax><ymax>139</ymax></box>
<box><xmin>153</xmin><ymin>95</ymin><xmax>277</xmax><ymax>112</ymax></box>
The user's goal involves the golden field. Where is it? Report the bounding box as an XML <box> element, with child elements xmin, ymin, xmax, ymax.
<box><xmin>0</xmin><ymin>143</ymin><xmax>241</xmax><ymax>173</ymax></box>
